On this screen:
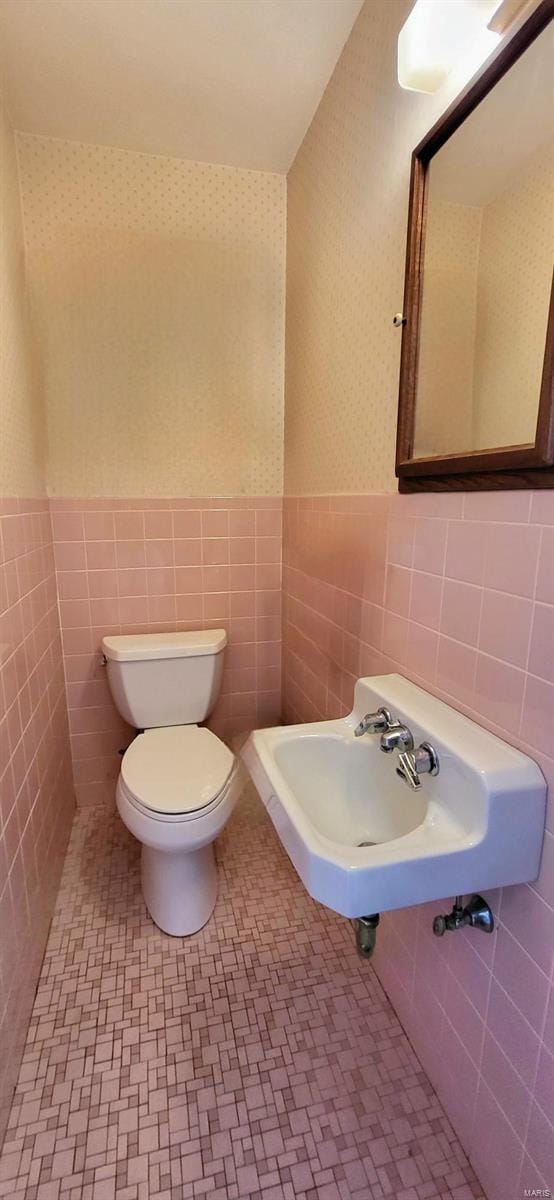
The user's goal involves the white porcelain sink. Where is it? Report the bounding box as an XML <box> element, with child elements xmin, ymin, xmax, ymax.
<box><xmin>242</xmin><ymin>674</ymin><xmax>546</xmax><ymax>918</ymax></box>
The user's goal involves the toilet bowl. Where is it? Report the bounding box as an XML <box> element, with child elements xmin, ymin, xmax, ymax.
<box><xmin>102</xmin><ymin>629</ymin><xmax>241</xmax><ymax>936</ymax></box>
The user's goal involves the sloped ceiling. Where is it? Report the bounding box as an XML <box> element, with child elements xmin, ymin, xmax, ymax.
<box><xmin>0</xmin><ymin>0</ymin><xmax>364</xmax><ymax>172</ymax></box>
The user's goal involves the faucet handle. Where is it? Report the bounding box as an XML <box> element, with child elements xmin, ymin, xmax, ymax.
<box><xmin>354</xmin><ymin>707</ymin><xmax>395</xmax><ymax>737</ymax></box>
<box><xmin>396</xmin><ymin>749</ymin><xmax>422</xmax><ymax>790</ymax></box>
<box><xmin>396</xmin><ymin>742</ymin><xmax>440</xmax><ymax>790</ymax></box>
<box><xmin>380</xmin><ymin>724</ymin><xmax>414</xmax><ymax>753</ymax></box>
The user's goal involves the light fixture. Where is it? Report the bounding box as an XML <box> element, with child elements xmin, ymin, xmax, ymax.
<box><xmin>398</xmin><ymin>0</ymin><xmax>503</xmax><ymax>94</ymax></box>
<box><xmin>488</xmin><ymin>0</ymin><xmax>534</xmax><ymax>33</ymax></box>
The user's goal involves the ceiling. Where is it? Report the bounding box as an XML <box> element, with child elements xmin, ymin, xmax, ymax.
<box><xmin>431</xmin><ymin>20</ymin><xmax>553</xmax><ymax>207</ymax></box>
<box><xmin>0</xmin><ymin>0</ymin><xmax>363</xmax><ymax>173</ymax></box>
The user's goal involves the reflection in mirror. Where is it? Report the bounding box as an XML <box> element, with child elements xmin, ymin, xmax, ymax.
<box><xmin>413</xmin><ymin>23</ymin><xmax>553</xmax><ymax>460</ymax></box>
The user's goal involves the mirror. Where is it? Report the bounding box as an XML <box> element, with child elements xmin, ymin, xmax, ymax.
<box><xmin>397</xmin><ymin>2</ymin><xmax>554</xmax><ymax>489</ymax></box>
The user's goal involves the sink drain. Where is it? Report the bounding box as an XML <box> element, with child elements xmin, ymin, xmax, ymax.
<box><xmin>354</xmin><ymin>913</ymin><xmax>380</xmax><ymax>958</ymax></box>
<box><xmin>357</xmin><ymin>839</ymin><xmax>376</xmax><ymax>847</ymax></box>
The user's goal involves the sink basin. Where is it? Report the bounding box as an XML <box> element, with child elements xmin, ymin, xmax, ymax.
<box><xmin>242</xmin><ymin>674</ymin><xmax>546</xmax><ymax>918</ymax></box>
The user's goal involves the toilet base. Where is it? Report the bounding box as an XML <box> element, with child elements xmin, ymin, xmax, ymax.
<box><xmin>141</xmin><ymin>842</ymin><xmax>218</xmax><ymax>936</ymax></box>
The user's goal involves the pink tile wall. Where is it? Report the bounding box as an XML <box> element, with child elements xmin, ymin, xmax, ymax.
<box><xmin>282</xmin><ymin>490</ymin><xmax>554</xmax><ymax>1200</ymax></box>
<box><xmin>0</xmin><ymin>499</ymin><xmax>74</xmax><ymax>1144</ymax></box>
<box><xmin>50</xmin><ymin>498</ymin><xmax>282</xmax><ymax>805</ymax></box>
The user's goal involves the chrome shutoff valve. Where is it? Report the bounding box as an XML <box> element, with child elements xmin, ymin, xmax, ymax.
<box><xmin>433</xmin><ymin>895</ymin><xmax>494</xmax><ymax>937</ymax></box>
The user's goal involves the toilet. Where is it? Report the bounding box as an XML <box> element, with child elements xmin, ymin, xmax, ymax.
<box><xmin>101</xmin><ymin>628</ymin><xmax>242</xmax><ymax>936</ymax></box>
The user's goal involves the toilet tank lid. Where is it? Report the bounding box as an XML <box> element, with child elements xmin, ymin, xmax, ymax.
<box><xmin>102</xmin><ymin>629</ymin><xmax>227</xmax><ymax>662</ymax></box>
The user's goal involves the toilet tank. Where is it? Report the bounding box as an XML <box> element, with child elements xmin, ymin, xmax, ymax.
<box><xmin>101</xmin><ymin>629</ymin><xmax>227</xmax><ymax>729</ymax></box>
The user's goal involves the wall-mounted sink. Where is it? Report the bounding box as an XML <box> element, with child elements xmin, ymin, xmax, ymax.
<box><xmin>242</xmin><ymin>675</ymin><xmax>546</xmax><ymax>919</ymax></box>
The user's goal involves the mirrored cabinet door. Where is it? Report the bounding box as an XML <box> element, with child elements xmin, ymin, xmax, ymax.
<box><xmin>396</xmin><ymin>1</ymin><xmax>554</xmax><ymax>491</ymax></box>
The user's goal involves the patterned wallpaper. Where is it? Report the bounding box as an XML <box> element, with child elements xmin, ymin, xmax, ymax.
<box><xmin>415</xmin><ymin>198</ymin><xmax>482</xmax><ymax>457</ymax></box>
<box><xmin>0</xmin><ymin>93</ymin><xmax>45</xmax><ymax>496</ymax></box>
<box><xmin>284</xmin><ymin>0</ymin><xmax>552</xmax><ymax>493</ymax></box>
<box><xmin>17</xmin><ymin>135</ymin><xmax>286</xmax><ymax>497</ymax></box>
<box><xmin>417</xmin><ymin>144</ymin><xmax>553</xmax><ymax>457</ymax></box>
<box><xmin>473</xmin><ymin>142</ymin><xmax>553</xmax><ymax>449</ymax></box>
<box><xmin>285</xmin><ymin>0</ymin><xmax>438</xmax><ymax>495</ymax></box>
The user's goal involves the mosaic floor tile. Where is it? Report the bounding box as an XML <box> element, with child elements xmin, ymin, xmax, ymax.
<box><xmin>0</xmin><ymin>783</ymin><xmax>486</xmax><ymax>1199</ymax></box>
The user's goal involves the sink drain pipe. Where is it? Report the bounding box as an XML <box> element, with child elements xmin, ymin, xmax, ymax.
<box><xmin>354</xmin><ymin>913</ymin><xmax>380</xmax><ymax>958</ymax></box>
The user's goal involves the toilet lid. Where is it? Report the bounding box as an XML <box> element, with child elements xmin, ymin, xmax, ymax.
<box><xmin>121</xmin><ymin>726</ymin><xmax>234</xmax><ymax>815</ymax></box>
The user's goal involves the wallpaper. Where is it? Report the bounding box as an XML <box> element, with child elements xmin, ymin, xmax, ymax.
<box><xmin>415</xmin><ymin>198</ymin><xmax>482</xmax><ymax>457</ymax></box>
<box><xmin>284</xmin><ymin>0</ymin><xmax>448</xmax><ymax>495</ymax></box>
<box><xmin>0</xmin><ymin>93</ymin><xmax>45</xmax><ymax>496</ymax></box>
<box><xmin>284</xmin><ymin>0</ymin><xmax>552</xmax><ymax>493</ymax></box>
<box><xmin>16</xmin><ymin>135</ymin><xmax>286</xmax><ymax>497</ymax></box>
<box><xmin>416</xmin><ymin>144</ymin><xmax>553</xmax><ymax>456</ymax></box>
<box><xmin>473</xmin><ymin>142</ymin><xmax>553</xmax><ymax>449</ymax></box>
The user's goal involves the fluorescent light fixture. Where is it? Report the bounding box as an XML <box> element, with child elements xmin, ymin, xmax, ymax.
<box><xmin>488</xmin><ymin>0</ymin><xmax>532</xmax><ymax>33</ymax></box>
<box><xmin>398</xmin><ymin>0</ymin><xmax>502</xmax><ymax>94</ymax></box>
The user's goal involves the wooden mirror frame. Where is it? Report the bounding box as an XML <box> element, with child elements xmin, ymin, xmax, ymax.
<box><xmin>396</xmin><ymin>0</ymin><xmax>554</xmax><ymax>493</ymax></box>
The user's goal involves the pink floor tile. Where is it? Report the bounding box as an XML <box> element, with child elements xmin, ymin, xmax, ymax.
<box><xmin>0</xmin><ymin>785</ymin><xmax>486</xmax><ymax>1200</ymax></box>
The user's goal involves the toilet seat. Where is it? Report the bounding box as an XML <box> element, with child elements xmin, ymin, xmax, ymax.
<box><xmin>121</xmin><ymin>725</ymin><xmax>234</xmax><ymax>816</ymax></box>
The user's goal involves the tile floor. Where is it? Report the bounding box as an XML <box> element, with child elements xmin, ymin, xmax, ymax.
<box><xmin>0</xmin><ymin>783</ymin><xmax>486</xmax><ymax>1200</ymax></box>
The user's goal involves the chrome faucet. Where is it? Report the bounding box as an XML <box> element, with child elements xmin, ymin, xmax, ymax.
<box><xmin>380</xmin><ymin>723</ymin><xmax>414</xmax><ymax>753</ymax></box>
<box><xmin>354</xmin><ymin>704</ymin><xmax>439</xmax><ymax>792</ymax></box>
<box><xmin>396</xmin><ymin>742</ymin><xmax>440</xmax><ymax>790</ymax></box>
